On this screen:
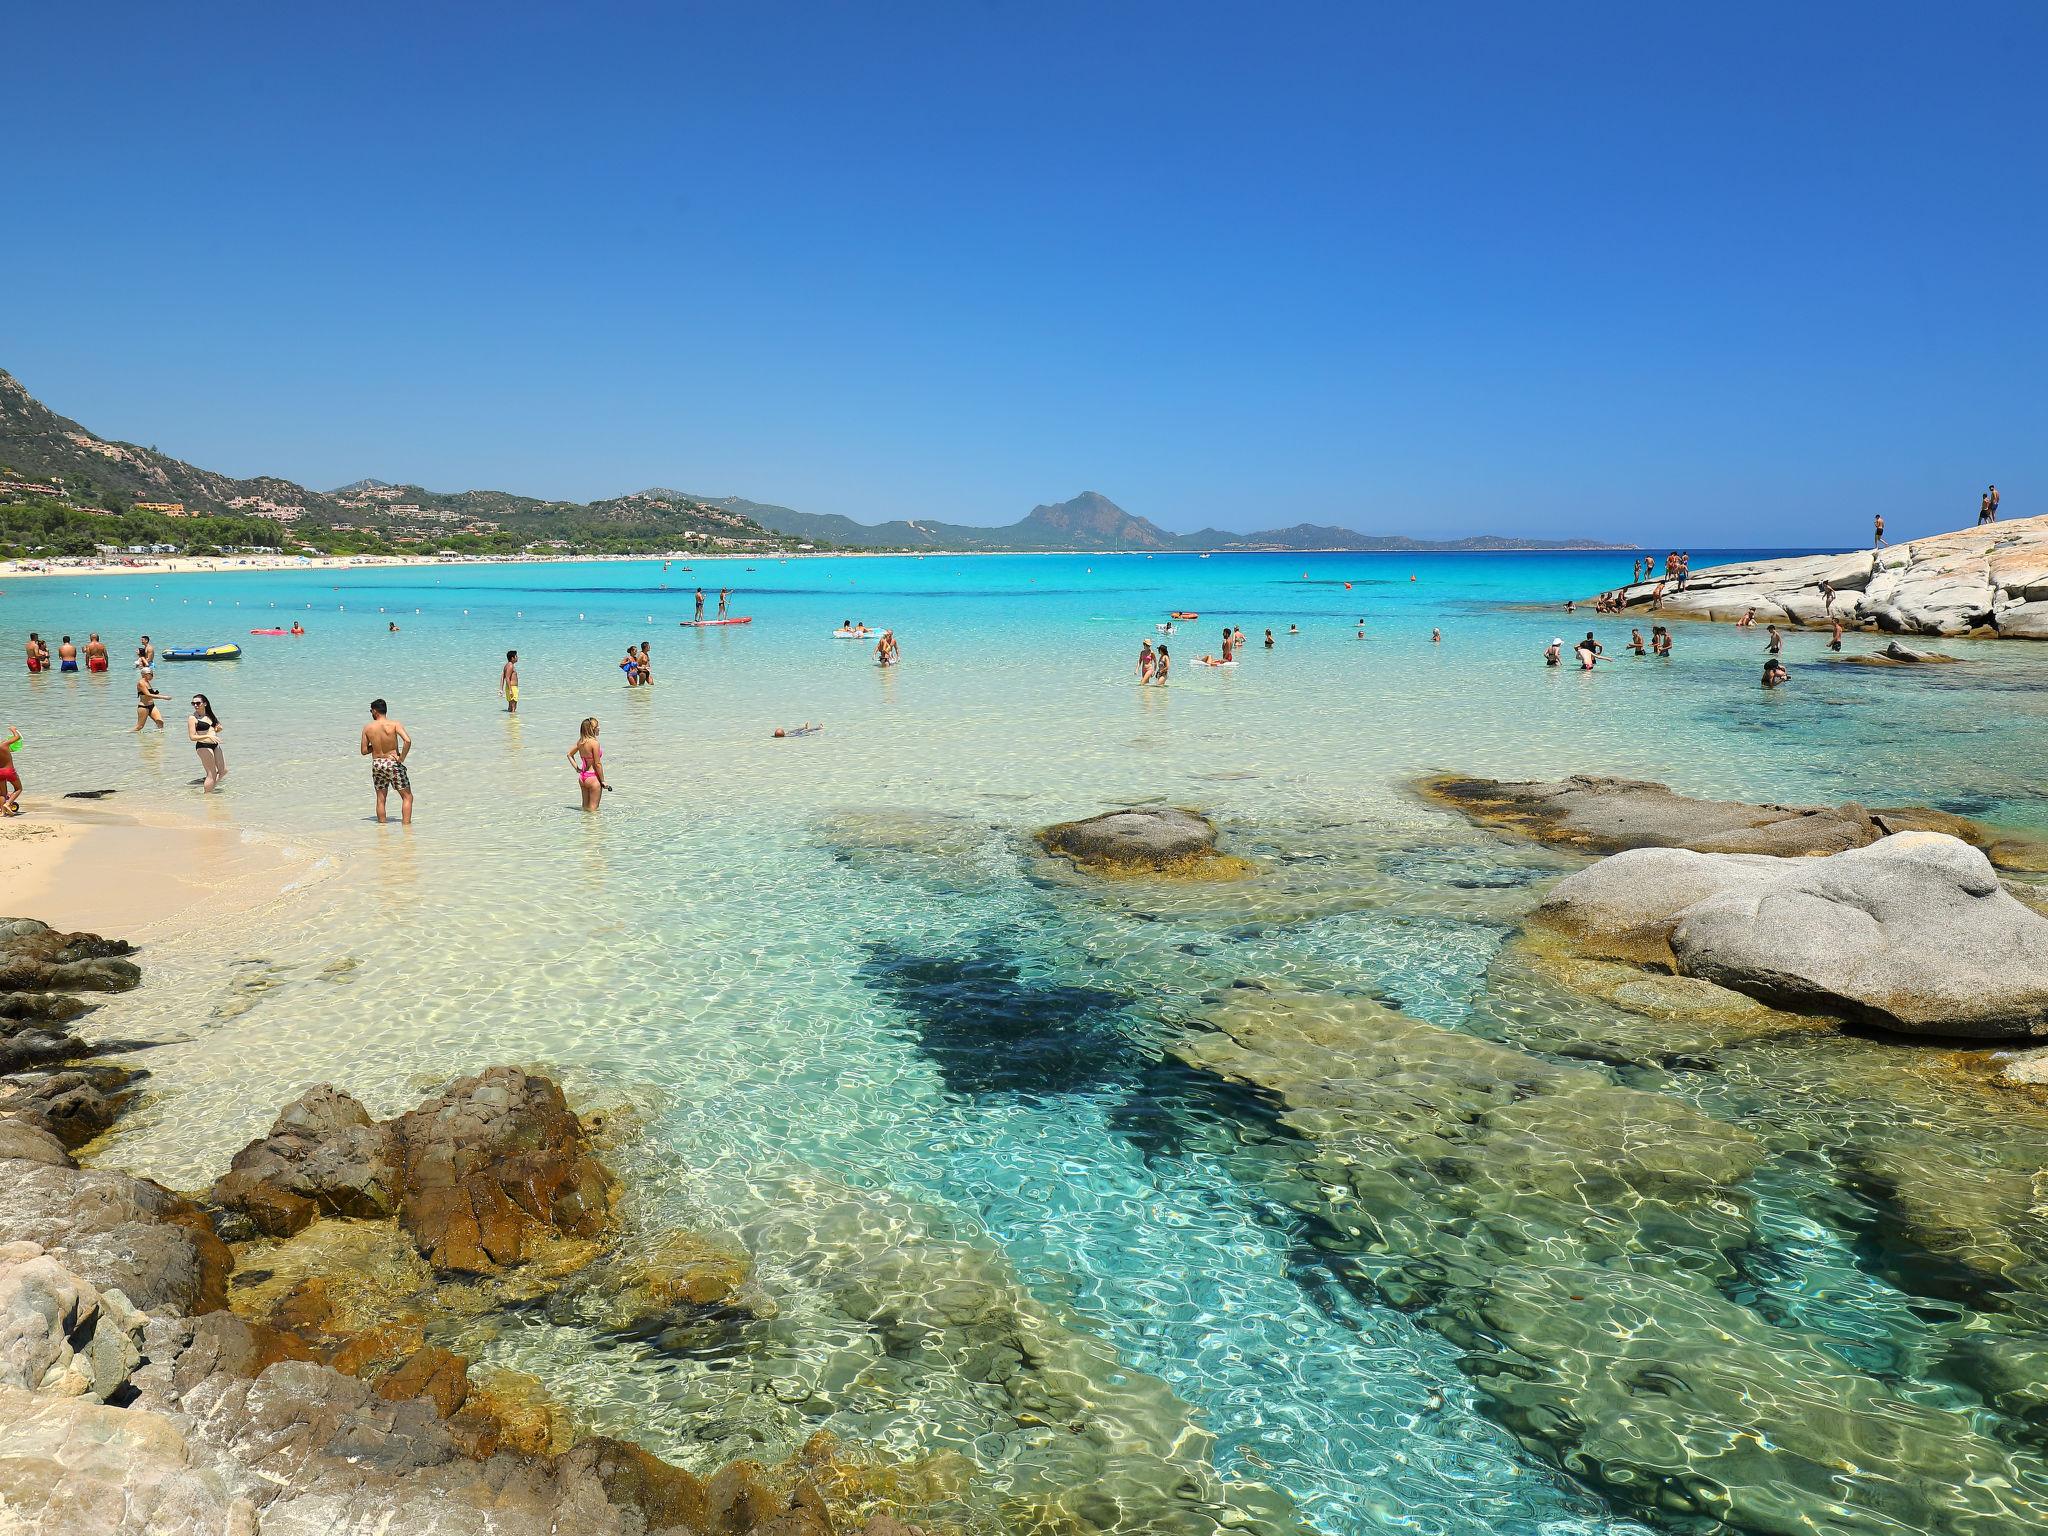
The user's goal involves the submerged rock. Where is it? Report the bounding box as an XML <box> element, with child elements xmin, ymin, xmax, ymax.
<box><xmin>1537</xmin><ymin>832</ymin><xmax>2048</xmax><ymax>1038</ymax></box>
<box><xmin>1170</xmin><ymin>985</ymin><xmax>2048</xmax><ymax>1534</ymax></box>
<box><xmin>1038</xmin><ymin>807</ymin><xmax>1252</xmax><ymax>879</ymax></box>
<box><xmin>1422</xmin><ymin>772</ymin><xmax>2047</xmax><ymax>871</ymax></box>
<box><xmin>1468</xmin><ymin>1262</ymin><xmax>2048</xmax><ymax>1534</ymax></box>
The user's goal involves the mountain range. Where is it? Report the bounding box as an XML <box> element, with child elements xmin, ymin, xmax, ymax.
<box><xmin>0</xmin><ymin>367</ymin><xmax>1623</xmax><ymax>553</ymax></box>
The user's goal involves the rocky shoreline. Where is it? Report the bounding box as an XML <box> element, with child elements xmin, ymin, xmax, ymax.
<box><xmin>0</xmin><ymin>920</ymin><xmax>945</xmax><ymax>1536</ymax></box>
<box><xmin>1592</xmin><ymin>514</ymin><xmax>2048</xmax><ymax>637</ymax></box>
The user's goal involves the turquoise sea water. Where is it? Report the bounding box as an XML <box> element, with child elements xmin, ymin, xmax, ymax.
<box><xmin>9</xmin><ymin>549</ymin><xmax>2048</xmax><ymax>1535</ymax></box>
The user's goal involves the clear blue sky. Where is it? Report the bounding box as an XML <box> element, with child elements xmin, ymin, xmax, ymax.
<box><xmin>6</xmin><ymin>2</ymin><xmax>2041</xmax><ymax>544</ymax></box>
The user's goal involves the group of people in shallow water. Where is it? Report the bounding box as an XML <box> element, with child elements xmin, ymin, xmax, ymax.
<box><xmin>1138</xmin><ymin>622</ymin><xmax>1304</xmax><ymax>683</ymax></box>
<box><xmin>1550</xmin><ymin>616</ymin><xmax>1805</xmax><ymax>687</ymax></box>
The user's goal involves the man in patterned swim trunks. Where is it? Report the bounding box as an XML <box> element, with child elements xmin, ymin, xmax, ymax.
<box><xmin>359</xmin><ymin>698</ymin><xmax>414</xmax><ymax>825</ymax></box>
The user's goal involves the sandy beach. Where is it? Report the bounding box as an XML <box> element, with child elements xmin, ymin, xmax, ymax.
<box><xmin>1</xmin><ymin>798</ymin><xmax>336</xmax><ymax>939</ymax></box>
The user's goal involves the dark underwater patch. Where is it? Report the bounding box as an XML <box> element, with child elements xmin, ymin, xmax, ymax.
<box><xmin>860</xmin><ymin>942</ymin><xmax>1132</xmax><ymax>1100</ymax></box>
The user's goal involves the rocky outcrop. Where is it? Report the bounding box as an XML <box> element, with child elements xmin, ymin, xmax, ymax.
<box><xmin>0</xmin><ymin>1240</ymin><xmax>144</xmax><ymax>1402</ymax></box>
<box><xmin>0</xmin><ymin>1077</ymin><xmax>936</xmax><ymax>1536</ymax></box>
<box><xmin>1536</xmin><ymin>831</ymin><xmax>2048</xmax><ymax>1038</ymax></box>
<box><xmin>1421</xmin><ymin>772</ymin><xmax>2048</xmax><ymax>871</ymax></box>
<box><xmin>390</xmin><ymin>1067</ymin><xmax>616</xmax><ymax>1275</ymax></box>
<box><xmin>1598</xmin><ymin>514</ymin><xmax>2048</xmax><ymax>636</ymax></box>
<box><xmin>0</xmin><ymin>919</ymin><xmax>143</xmax><ymax>1078</ymax></box>
<box><xmin>1038</xmin><ymin>807</ymin><xmax>1251</xmax><ymax>878</ymax></box>
<box><xmin>211</xmin><ymin>1084</ymin><xmax>400</xmax><ymax>1238</ymax></box>
<box><xmin>210</xmin><ymin>1068</ymin><xmax>616</xmax><ymax>1272</ymax></box>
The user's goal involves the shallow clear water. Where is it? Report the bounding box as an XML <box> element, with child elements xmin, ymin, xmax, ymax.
<box><xmin>10</xmin><ymin>550</ymin><xmax>2048</xmax><ymax>1535</ymax></box>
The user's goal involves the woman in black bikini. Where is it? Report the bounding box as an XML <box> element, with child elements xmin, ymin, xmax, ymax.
<box><xmin>188</xmin><ymin>693</ymin><xmax>225</xmax><ymax>791</ymax></box>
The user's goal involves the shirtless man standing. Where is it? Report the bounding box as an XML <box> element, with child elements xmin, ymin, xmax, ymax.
<box><xmin>360</xmin><ymin>699</ymin><xmax>414</xmax><ymax>825</ymax></box>
<box><xmin>501</xmin><ymin>650</ymin><xmax>520</xmax><ymax>713</ymax></box>
<box><xmin>84</xmin><ymin>634</ymin><xmax>108</xmax><ymax>673</ymax></box>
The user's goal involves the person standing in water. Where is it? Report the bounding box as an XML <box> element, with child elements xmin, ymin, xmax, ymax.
<box><xmin>57</xmin><ymin>637</ymin><xmax>77</xmax><ymax>673</ymax></box>
<box><xmin>1829</xmin><ymin>615</ymin><xmax>1845</xmax><ymax>651</ymax></box>
<box><xmin>568</xmin><ymin>717</ymin><xmax>608</xmax><ymax>811</ymax></box>
<box><xmin>1264</xmin><ymin>628</ymin><xmax>1275</xmax><ymax>648</ymax></box>
<box><xmin>1544</xmin><ymin>638</ymin><xmax>1562</xmax><ymax>666</ymax></box>
<box><xmin>500</xmin><ymin>650</ymin><xmax>520</xmax><ymax>713</ymax></box>
<box><xmin>84</xmin><ymin>634</ymin><xmax>107</xmax><ymax>673</ymax></box>
<box><xmin>1137</xmin><ymin>638</ymin><xmax>1154</xmax><ymax>681</ymax></box>
<box><xmin>187</xmin><ymin>693</ymin><xmax>225</xmax><ymax>792</ymax></box>
<box><xmin>875</xmin><ymin>630</ymin><xmax>901</xmax><ymax>667</ymax></box>
<box><xmin>360</xmin><ymin>699</ymin><xmax>414</xmax><ymax>826</ymax></box>
<box><xmin>1765</xmin><ymin>623</ymin><xmax>1784</xmax><ymax>654</ymax></box>
<box><xmin>1628</xmin><ymin>627</ymin><xmax>1646</xmax><ymax>655</ymax></box>
<box><xmin>1152</xmin><ymin>644</ymin><xmax>1170</xmax><ymax>685</ymax></box>
<box><xmin>1763</xmin><ymin>657</ymin><xmax>1789</xmax><ymax>688</ymax></box>
<box><xmin>138</xmin><ymin>635</ymin><xmax>156</xmax><ymax>667</ymax></box>
<box><xmin>133</xmin><ymin>667</ymin><xmax>168</xmax><ymax>730</ymax></box>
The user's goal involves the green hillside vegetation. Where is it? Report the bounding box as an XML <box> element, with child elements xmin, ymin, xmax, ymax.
<box><xmin>0</xmin><ymin>499</ymin><xmax>291</xmax><ymax>559</ymax></box>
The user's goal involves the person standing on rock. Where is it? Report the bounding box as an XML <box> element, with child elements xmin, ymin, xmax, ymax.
<box><xmin>1986</xmin><ymin>484</ymin><xmax>2000</xmax><ymax>523</ymax></box>
<box><xmin>1874</xmin><ymin>513</ymin><xmax>1886</xmax><ymax>548</ymax></box>
<box><xmin>1819</xmin><ymin>580</ymin><xmax>1836</xmax><ymax>613</ymax></box>
<box><xmin>360</xmin><ymin>699</ymin><xmax>414</xmax><ymax>826</ymax></box>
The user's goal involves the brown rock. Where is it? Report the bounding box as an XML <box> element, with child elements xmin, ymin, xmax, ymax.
<box><xmin>167</xmin><ymin>1311</ymin><xmax>315</xmax><ymax>1395</ymax></box>
<box><xmin>374</xmin><ymin>1344</ymin><xmax>470</xmax><ymax>1418</ymax></box>
<box><xmin>326</xmin><ymin>1322</ymin><xmax>426</xmax><ymax>1378</ymax></box>
<box><xmin>707</xmin><ymin>1460</ymin><xmax>787</xmax><ymax>1533</ymax></box>
<box><xmin>1038</xmin><ymin>807</ymin><xmax>1253</xmax><ymax>880</ymax></box>
<box><xmin>390</xmin><ymin>1067</ymin><xmax>614</xmax><ymax>1275</ymax></box>
<box><xmin>447</xmin><ymin>1366</ymin><xmax>573</xmax><ymax>1458</ymax></box>
<box><xmin>210</xmin><ymin>1084</ymin><xmax>399</xmax><ymax>1237</ymax></box>
<box><xmin>1421</xmin><ymin>772</ymin><xmax>2048</xmax><ymax>871</ymax></box>
<box><xmin>556</xmin><ymin>1434</ymin><xmax>710</xmax><ymax>1532</ymax></box>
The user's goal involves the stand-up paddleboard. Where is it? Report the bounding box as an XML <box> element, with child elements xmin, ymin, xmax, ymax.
<box><xmin>680</xmin><ymin>617</ymin><xmax>753</xmax><ymax>627</ymax></box>
<box><xmin>249</xmin><ymin>628</ymin><xmax>287</xmax><ymax>635</ymax></box>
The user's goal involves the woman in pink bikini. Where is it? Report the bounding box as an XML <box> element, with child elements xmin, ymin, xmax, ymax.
<box><xmin>567</xmin><ymin>716</ymin><xmax>609</xmax><ymax>811</ymax></box>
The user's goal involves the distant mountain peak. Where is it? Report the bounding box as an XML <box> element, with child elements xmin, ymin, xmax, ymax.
<box><xmin>330</xmin><ymin>478</ymin><xmax>396</xmax><ymax>493</ymax></box>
